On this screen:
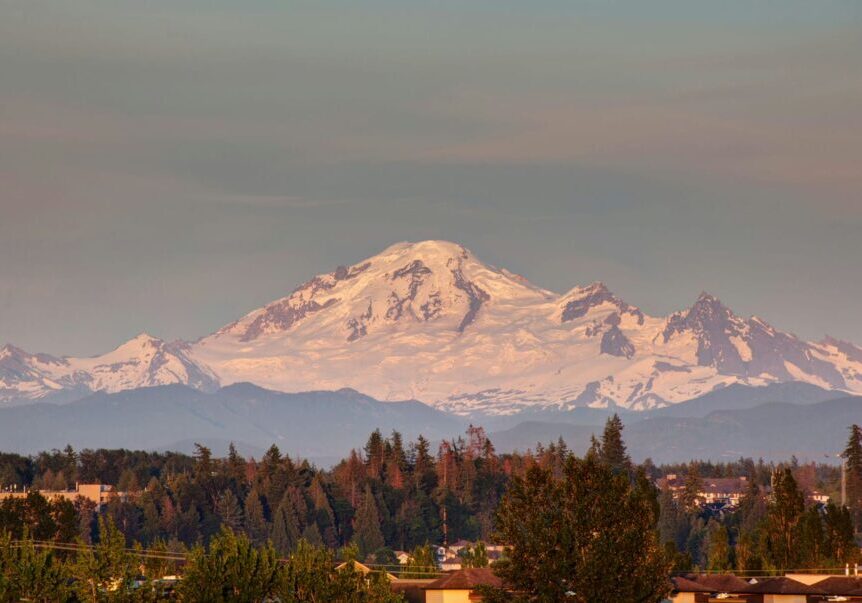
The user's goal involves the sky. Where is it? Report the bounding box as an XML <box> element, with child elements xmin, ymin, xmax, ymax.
<box><xmin>1</xmin><ymin>1</ymin><xmax>861</xmax><ymax>355</ymax></box>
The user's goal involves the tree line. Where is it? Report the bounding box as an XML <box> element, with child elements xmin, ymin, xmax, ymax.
<box><xmin>2</xmin><ymin>421</ymin><xmax>862</xmax><ymax>601</ymax></box>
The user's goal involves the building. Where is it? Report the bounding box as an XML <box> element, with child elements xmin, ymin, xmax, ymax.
<box><xmin>0</xmin><ymin>483</ymin><xmax>127</xmax><ymax>510</ymax></box>
<box><xmin>745</xmin><ymin>576</ymin><xmax>827</xmax><ymax>602</ymax></box>
<box><xmin>423</xmin><ymin>568</ymin><xmax>502</xmax><ymax>603</ymax></box>
<box><xmin>658</xmin><ymin>475</ymin><xmax>753</xmax><ymax>508</ymax></box>
<box><xmin>394</xmin><ymin>550</ymin><xmax>412</xmax><ymax>565</ymax></box>
<box><xmin>659</xmin><ymin>474</ymin><xmax>833</xmax><ymax>510</ymax></box>
<box><xmin>668</xmin><ymin>573</ymin><xmax>862</xmax><ymax>602</ymax></box>
<box><xmin>334</xmin><ymin>561</ymin><xmax>397</xmax><ymax>582</ymax></box>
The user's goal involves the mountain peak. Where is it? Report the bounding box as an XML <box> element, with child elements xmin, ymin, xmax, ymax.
<box><xmin>377</xmin><ymin>239</ymin><xmax>470</xmax><ymax>262</ymax></box>
<box><xmin>0</xmin><ymin>344</ymin><xmax>21</xmax><ymax>359</ymax></box>
<box><xmin>559</xmin><ymin>281</ymin><xmax>643</xmax><ymax>324</ymax></box>
<box><xmin>213</xmin><ymin>239</ymin><xmax>555</xmax><ymax>343</ymax></box>
<box><xmin>695</xmin><ymin>291</ymin><xmax>721</xmax><ymax>305</ymax></box>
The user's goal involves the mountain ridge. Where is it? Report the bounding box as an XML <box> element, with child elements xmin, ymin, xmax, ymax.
<box><xmin>3</xmin><ymin>240</ymin><xmax>862</xmax><ymax>414</ymax></box>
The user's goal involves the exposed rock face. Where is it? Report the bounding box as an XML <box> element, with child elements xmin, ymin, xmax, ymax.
<box><xmin>451</xmin><ymin>266</ymin><xmax>490</xmax><ymax>333</ymax></box>
<box><xmin>561</xmin><ymin>282</ymin><xmax>644</xmax><ymax>325</ymax></box>
<box><xmin>240</xmin><ymin>298</ymin><xmax>339</xmax><ymax>342</ymax></box>
<box><xmin>387</xmin><ymin>260</ymin><xmax>433</xmax><ymax>322</ymax></box>
<box><xmin>601</xmin><ymin>324</ymin><xmax>636</xmax><ymax>359</ymax></box>
<box><xmin>822</xmin><ymin>336</ymin><xmax>862</xmax><ymax>364</ymax></box>
<box><xmin>662</xmin><ymin>293</ymin><xmax>847</xmax><ymax>388</ymax></box>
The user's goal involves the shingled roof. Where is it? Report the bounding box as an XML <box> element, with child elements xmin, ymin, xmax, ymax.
<box><xmin>745</xmin><ymin>577</ymin><xmax>827</xmax><ymax>595</ymax></box>
<box><xmin>808</xmin><ymin>576</ymin><xmax>862</xmax><ymax>596</ymax></box>
<box><xmin>424</xmin><ymin>568</ymin><xmax>503</xmax><ymax>590</ymax></box>
<box><xmin>671</xmin><ymin>576</ymin><xmax>713</xmax><ymax>593</ymax></box>
<box><xmin>683</xmin><ymin>573</ymin><xmax>752</xmax><ymax>593</ymax></box>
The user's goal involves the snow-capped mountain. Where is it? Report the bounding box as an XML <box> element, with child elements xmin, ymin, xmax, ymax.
<box><xmin>0</xmin><ymin>334</ymin><xmax>218</xmax><ymax>403</ymax></box>
<box><xmin>3</xmin><ymin>240</ymin><xmax>862</xmax><ymax>414</ymax></box>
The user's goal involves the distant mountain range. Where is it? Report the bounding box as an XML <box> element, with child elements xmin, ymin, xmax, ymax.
<box><xmin>3</xmin><ymin>240</ymin><xmax>862</xmax><ymax>415</ymax></box>
<box><xmin>0</xmin><ymin>382</ymin><xmax>855</xmax><ymax>464</ymax></box>
<box><xmin>0</xmin><ymin>384</ymin><xmax>464</xmax><ymax>463</ymax></box>
<box><xmin>491</xmin><ymin>395</ymin><xmax>862</xmax><ymax>464</ymax></box>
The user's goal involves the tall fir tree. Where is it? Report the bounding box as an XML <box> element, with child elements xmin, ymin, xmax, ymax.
<box><xmin>353</xmin><ymin>485</ymin><xmax>385</xmax><ymax>560</ymax></box>
<box><xmin>843</xmin><ymin>424</ymin><xmax>862</xmax><ymax>520</ymax></box>
<box><xmin>271</xmin><ymin>491</ymin><xmax>302</xmax><ymax>556</ymax></box>
<box><xmin>823</xmin><ymin>502</ymin><xmax>858</xmax><ymax>564</ymax></box>
<box><xmin>215</xmin><ymin>489</ymin><xmax>244</xmax><ymax>532</ymax></box>
<box><xmin>706</xmin><ymin>521</ymin><xmax>732</xmax><ymax>571</ymax></box>
<box><xmin>766</xmin><ymin>468</ymin><xmax>805</xmax><ymax>569</ymax></box>
<box><xmin>598</xmin><ymin>414</ymin><xmax>632</xmax><ymax>473</ymax></box>
<box><xmin>243</xmin><ymin>488</ymin><xmax>269</xmax><ymax>546</ymax></box>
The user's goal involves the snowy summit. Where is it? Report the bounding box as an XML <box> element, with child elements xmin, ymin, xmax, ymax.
<box><xmin>3</xmin><ymin>240</ymin><xmax>862</xmax><ymax>415</ymax></box>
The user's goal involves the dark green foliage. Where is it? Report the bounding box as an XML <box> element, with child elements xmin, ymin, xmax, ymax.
<box><xmin>844</xmin><ymin>424</ymin><xmax>862</xmax><ymax>524</ymax></box>
<box><xmin>492</xmin><ymin>456</ymin><xmax>671</xmax><ymax>603</ymax></box>
<box><xmin>401</xmin><ymin>544</ymin><xmax>439</xmax><ymax>579</ymax></box>
<box><xmin>242</xmin><ymin>488</ymin><xmax>268</xmax><ymax>545</ymax></box>
<box><xmin>271</xmin><ymin>490</ymin><xmax>302</xmax><ymax>556</ymax></box>
<box><xmin>458</xmin><ymin>541</ymin><xmax>488</xmax><ymax>568</ymax></box>
<box><xmin>214</xmin><ymin>489</ymin><xmax>243</xmax><ymax>532</ymax></box>
<box><xmin>70</xmin><ymin>515</ymin><xmax>140</xmax><ymax>602</ymax></box>
<box><xmin>1</xmin><ymin>421</ymin><xmax>859</xmax><ymax>598</ymax></box>
<box><xmin>596</xmin><ymin>414</ymin><xmax>632</xmax><ymax>473</ymax></box>
<box><xmin>353</xmin><ymin>485</ymin><xmax>385</xmax><ymax>560</ymax></box>
<box><xmin>178</xmin><ymin>527</ymin><xmax>280</xmax><ymax>602</ymax></box>
<box><xmin>277</xmin><ymin>540</ymin><xmax>403</xmax><ymax>602</ymax></box>
<box><xmin>823</xmin><ymin>502</ymin><xmax>858</xmax><ymax>564</ymax></box>
<box><xmin>706</xmin><ymin>521</ymin><xmax>732</xmax><ymax>571</ymax></box>
<box><xmin>766</xmin><ymin>468</ymin><xmax>806</xmax><ymax>568</ymax></box>
<box><xmin>0</xmin><ymin>531</ymin><xmax>69</xmax><ymax>602</ymax></box>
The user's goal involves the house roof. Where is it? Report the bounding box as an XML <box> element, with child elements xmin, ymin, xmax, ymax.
<box><xmin>683</xmin><ymin>573</ymin><xmax>752</xmax><ymax>593</ymax></box>
<box><xmin>745</xmin><ymin>577</ymin><xmax>827</xmax><ymax>595</ymax></box>
<box><xmin>424</xmin><ymin>568</ymin><xmax>503</xmax><ymax>590</ymax></box>
<box><xmin>671</xmin><ymin>577</ymin><xmax>713</xmax><ymax>593</ymax></box>
<box><xmin>812</xmin><ymin>576</ymin><xmax>862</xmax><ymax>595</ymax></box>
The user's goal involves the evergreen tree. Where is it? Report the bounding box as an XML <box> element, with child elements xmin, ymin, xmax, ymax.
<box><xmin>681</xmin><ymin>467</ymin><xmax>703</xmax><ymax>511</ymax></box>
<box><xmin>413</xmin><ymin>436</ymin><xmax>436</xmax><ymax>493</ymax></box>
<box><xmin>796</xmin><ymin>506</ymin><xmax>824</xmax><ymax>568</ymax></box>
<box><xmin>215</xmin><ymin>489</ymin><xmax>244</xmax><ymax>532</ymax></box>
<box><xmin>277</xmin><ymin>540</ymin><xmax>404</xmax><ymax>602</ymax></box>
<box><xmin>178</xmin><ymin>527</ymin><xmax>280</xmax><ymax>602</ymax></box>
<box><xmin>844</xmin><ymin>424</ymin><xmax>862</xmax><ymax>519</ymax></box>
<box><xmin>823</xmin><ymin>502</ymin><xmax>858</xmax><ymax>564</ymax></box>
<box><xmin>766</xmin><ymin>468</ymin><xmax>805</xmax><ymax>569</ymax></box>
<box><xmin>243</xmin><ymin>489</ymin><xmax>269</xmax><ymax>546</ymax></box>
<box><xmin>459</xmin><ymin>541</ymin><xmax>489</xmax><ymax>568</ymax></box>
<box><xmin>402</xmin><ymin>544</ymin><xmax>440</xmax><ymax>579</ymax></box>
<box><xmin>365</xmin><ymin>429</ymin><xmax>385</xmax><ymax>479</ymax></box>
<box><xmin>70</xmin><ymin>515</ymin><xmax>138</xmax><ymax>602</ymax></box>
<box><xmin>598</xmin><ymin>414</ymin><xmax>631</xmax><ymax>473</ymax></box>
<box><xmin>353</xmin><ymin>485</ymin><xmax>385</xmax><ymax>560</ymax></box>
<box><xmin>301</xmin><ymin>522</ymin><xmax>324</xmax><ymax>547</ymax></box>
<box><xmin>226</xmin><ymin>442</ymin><xmax>247</xmax><ymax>488</ymax></box>
<box><xmin>657</xmin><ymin>487</ymin><xmax>690</xmax><ymax>551</ymax></box>
<box><xmin>735</xmin><ymin>528</ymin><xmax>764</xmax><ymax>573</ymax></box>
<box><xmin>706</xmin><ymin>522</ymin><xmax>732</xmax><ymax>571</ymax></box>
<box><xmin>492</xmin><ymin>457</ymin><xmax>671</xmax><ymax>602</ymax></box>
<box><xmin>0</xmin><ymin>531</ymin><xmax>68</xmax><ymax>602</ymax></box>
<box><xmin>309</xmin><ymin>475</ymin><xmax>338</xmax><ymax>548</ymax></box>
<box><xmin>271</xmin><ymin>491</ymin><xmax>302</xmax><ymax>556</ymax></box>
